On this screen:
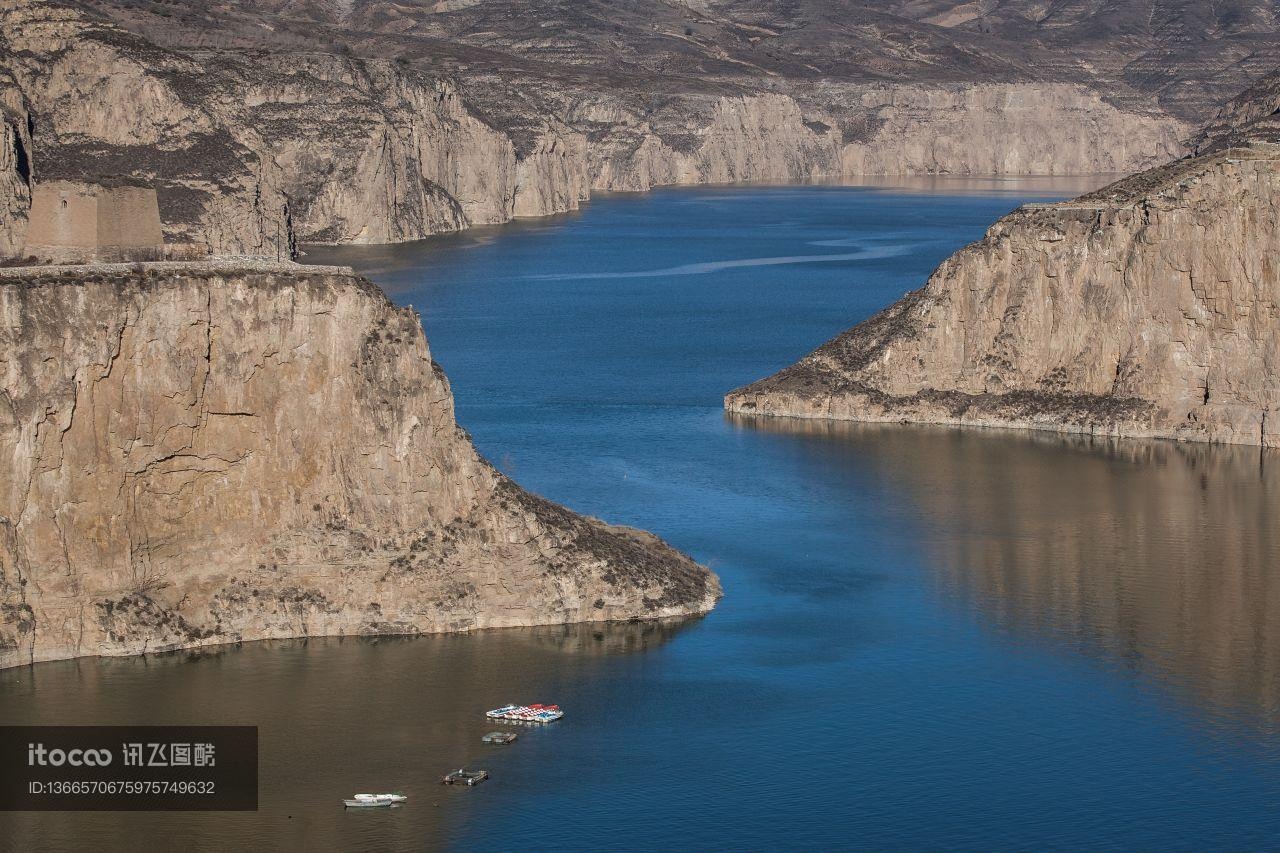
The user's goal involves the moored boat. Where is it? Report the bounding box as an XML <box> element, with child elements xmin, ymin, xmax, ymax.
<box><xmin>484</xmin><ymin>703</ymin><xmax>565</xmax><ymax>722</ymax></box>
<box><xmin>344</xmin><ymin>792</ymin><xmax>407</xmax><ymax>807</ymax></box>
<box><xmin>344</xmin><ymin>796</ymin><xmax>395</xmax><ymax>808</ymax></box>
<box><xmin>485</xmin><ymin>704</ymin><xmax>519</xmax><ymax>719</ymax></box>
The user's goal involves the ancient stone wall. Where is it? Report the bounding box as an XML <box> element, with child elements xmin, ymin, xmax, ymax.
<box><xmin>22</xmin><ymin>180</ymin><xmax>165</xmax><ymax>263</ymax></box>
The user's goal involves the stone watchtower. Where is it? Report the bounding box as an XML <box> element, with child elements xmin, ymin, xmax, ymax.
<box><xmin>22</xmin><ymin>179</ymin><xmax>166</xmax><ymax>263</ymax></box>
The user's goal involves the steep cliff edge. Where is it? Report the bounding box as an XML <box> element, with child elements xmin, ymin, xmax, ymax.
<box><xmin>0</xmin><ymin>262</ymin><xmax>719</xmax><ymax>667</ymax></box>
<box><xmin>0</xmin><ymin>0</ymin><xmax>1216</xmax><ymax>258</ymax></box>
<box><xmin>726</xmin><ymin>133</ymin><xmax>1280</xmax><ymax>446</ymax></box>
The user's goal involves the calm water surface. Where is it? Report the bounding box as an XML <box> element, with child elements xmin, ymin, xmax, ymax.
<box><xmin>4</xmin><ymin>179</ymin><xmax>1280</xmax><ymax>851</ymax></box>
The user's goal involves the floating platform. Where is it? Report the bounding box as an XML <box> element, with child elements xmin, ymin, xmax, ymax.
<box><xmin>482</xmin><ymin>731</ymin><xmax>518</xmax><ymax>744</ymax></box>
<box><xmin>484</xmin><ymin>703</ymin><xmax>564</xmax><ymax>723</ymax></box>
<box><xmin>442</xmin><ymin>769</ymin><xmax>489</xmax><ymax>786</ymax></box>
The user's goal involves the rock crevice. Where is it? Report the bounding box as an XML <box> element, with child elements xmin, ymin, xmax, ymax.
<box><xmin>0</xmin><ymin>262</ymin><xmax>720</xmax><ymax>666</ymax></box>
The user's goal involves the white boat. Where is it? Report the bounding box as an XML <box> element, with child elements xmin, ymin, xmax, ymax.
<box><xmin>344</xmin><ymin>796</ymin><xmax>394</xmax><ymax>808</ymax></box>
<box><xmin>344</xmin><ymin>792</ymin><xmax>407</xmax><ymax>807</ymax></box>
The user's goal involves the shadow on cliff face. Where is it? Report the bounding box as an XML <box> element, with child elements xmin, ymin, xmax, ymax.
<box><xmin>728</xmin><ymin>413</ymin><xmax>1280</xmax><ymax>728</ymax></box>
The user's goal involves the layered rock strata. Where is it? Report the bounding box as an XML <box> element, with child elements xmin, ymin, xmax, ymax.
<box><xmin>0</xmin><ymin>0</ymin><xmax>1201</xmax><ymax>258</ymax></box>
<box><xmin>726</xmin><ymin>136</ymin><xmax>1280</xmax><ymax>446</ymax></box>
<box><xmin>0</xmin><ymin>261</ymin><xmax>720</xmax><ymax>666</ymax></box>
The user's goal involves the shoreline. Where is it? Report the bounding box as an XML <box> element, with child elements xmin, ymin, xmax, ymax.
<box><xmin>298</xmin><ymin>172</ymin><xmax>1124</xmax><ymax>256</ymax></box>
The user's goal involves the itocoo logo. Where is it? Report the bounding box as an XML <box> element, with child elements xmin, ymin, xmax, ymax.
<box><xmin>27</xmin><ymin>743</ymin><xmax>113</xmax><ymax>767</ymax></box>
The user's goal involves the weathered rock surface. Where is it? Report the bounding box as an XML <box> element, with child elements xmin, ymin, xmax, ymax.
<box><xmin>0</xmin><ymin>68</ymin><xmax>31</xmax><ymax>259</ymax></box>
<box><xmin>726</xmin><ymin>128</ymin><xmax>1280</xmax><ymax>446</ymax></box>
<box><xmin>835</xmin><ymin>84</ymin><xmax>1184</xmax><ymax>176</ymax></box>
<box><xmin>0</xmin><ymin>262</ymin><xmax>719</xmax><ymax>666</ymax></box>
<box><xmin>5</xmin><ymin>0</ymin><xmax>1272</xmax><ymax>257</ymax></box>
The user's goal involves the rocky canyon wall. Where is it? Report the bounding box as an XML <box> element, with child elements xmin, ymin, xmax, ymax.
<box><xmin>0</xmin><ymin>0</ymin><xmax>1195</xmax><ymax>259</ymax></box>
<box><xmin>726</xmin><ymin>140</ymin><xmax>1280</xmax><ymax>446</ymax></box>
<box><xmin>0</xmin><ymin>262</ymin><xmax>719</xmax><ymax>666</ymax></box>
<box><xmin>834</xmin><ymin>84</ymin><xmax>1188</xmax><ymax>176</ymax></box>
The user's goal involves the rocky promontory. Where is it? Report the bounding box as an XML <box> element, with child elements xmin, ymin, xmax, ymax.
<box><xmin>726</xmin><ymin>92</ymin><xmax>1280</xmax><ymax>446</ymax></box>
<box><xmin>0</xmin><ymin>261</ymin><xmax>719</xmax><ymax>667</ymax></box>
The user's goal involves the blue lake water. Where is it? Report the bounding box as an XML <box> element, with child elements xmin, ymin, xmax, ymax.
<box><xmin>4</xmin><ymin>180</ymin><xmax>1280</xmax><ymax>851</ymax></box>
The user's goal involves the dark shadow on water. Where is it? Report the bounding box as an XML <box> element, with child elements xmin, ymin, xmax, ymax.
<box><xmin>0</xmin><ymin>617</ymin><xmax>704</xmax><ymax>851</ymax></box>
<box><xmin>729</xmin><ymin>413</ymin><xmax>1280</xmax><ymax>729</ymax></box>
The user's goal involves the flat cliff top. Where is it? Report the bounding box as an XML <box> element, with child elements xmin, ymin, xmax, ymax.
<box><xmin>0</xmin><ymin>256</ymin><xmax>719</xmax><ymax>665</ymax></box>
<box><xmin>0</xmin><ymin>257</ymin><xmax>356</xmax><ymax>284</ymax></box>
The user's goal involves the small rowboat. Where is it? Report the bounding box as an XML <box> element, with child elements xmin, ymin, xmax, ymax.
<box><xmin>352</xmin><ymin>792</ymin><xmax>407</xmax><ymax>802</ymax></box>
<box><xmin>344</xmin><ymin>793</ymin><xmax>403</xmax><ymax>808</ymax></box>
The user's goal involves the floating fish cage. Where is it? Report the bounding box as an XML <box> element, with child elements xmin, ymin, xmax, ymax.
<box><xmin>482</xmin><ymin>731</ymin><xmax>518</xmax><ymax>744</ymax></box>
<box><xmin>442</xmin><ymin>769</ymin><xmax>489</xmax><ymax>786</ymax></box>
<box><xmin>484</xmin><ymin>703</ymin><xmax>564</xmax><ymax>723</ymax></box>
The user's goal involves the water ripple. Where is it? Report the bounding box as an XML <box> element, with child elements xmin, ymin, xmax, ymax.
<box><xmin>521</xmin><ymin>245</ymin><xmax>910</xmax><ymax>280</ymax></box>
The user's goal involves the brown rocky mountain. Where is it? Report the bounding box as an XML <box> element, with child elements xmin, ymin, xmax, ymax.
<box><xmin>4</xmin><ymin>0</ymin><xmax>1279</xmax><ymax>258</ymax></box>
<box><xmin>2</xmin><ymin>0</ymin><xmax>1277</xmax><ymax>662</ymax></box>
<box><xmin>0</xmin><ymin>260</ymin><xmax>720</xmax><ymax>667</ymax></box>
<box><xmin>726</xmin><ymin>73</ymin><xmax>1280</xmax><ymax>446</ymax></box>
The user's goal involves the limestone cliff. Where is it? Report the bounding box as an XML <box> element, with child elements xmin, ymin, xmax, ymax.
<box><xmin>833</xmin><ymin>84</ymin><xmax>1185</xmax><ymax>176</ymax></box>
<box><xmin>726</xmin><ymin>135</ymin><xmax>1280</xmax><ymax>446</ymax></box>
<box><xmin>0</xmin><ymin>262</ymin><xmax>719</xmax><ymax>667</ymax></box>
<box><xmin>0</xmin><ymin>0</ymin><xmax>1212</xmax><ymax>259</ymax></box>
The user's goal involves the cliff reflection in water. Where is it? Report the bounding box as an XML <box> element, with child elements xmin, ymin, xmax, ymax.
<box><xmin>730</xmin><ymin>414</ymin><xmax>1280</xmax><ymax>726</ymax></box>
<box><xmin>0</xmin><ymin>618</ymin><xmax>700</xmax><ymax>852</ymax></box>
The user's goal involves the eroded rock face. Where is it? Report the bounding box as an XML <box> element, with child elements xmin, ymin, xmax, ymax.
<box><xmin>0</xmin><ymin>0</ymin><xmax>1207</xmax><ymax>258</ymax></box>
<box><xmin>0</xmin><ymin>69</ymin><xmax>31</xmax><ymax>259</ymax></box>
<box><xmin>0</xmin><ymin>262</ymin><xmax>719</xmax><ymax>666</ymax></box>
<box><xmin>835</xmin><ymin>84</ymin><xmax>1186</xmax><ymax>176</ymax></box>
<box><xmin>726</xmin><ymin>141</ymin><xmax>1280</xmax><ymax>446</ymax></box>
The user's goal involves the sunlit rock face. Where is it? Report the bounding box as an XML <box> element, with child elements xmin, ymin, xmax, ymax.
<box><xmin>727</xmin><ymin>108</ymin><xmax>1280</xmax><ymax>446</ymax></box>
<box><xmin>7</xmin><ymin>0</ymin><xmax>1259</xmax><ymax>258</ymax></box>
<box><xmin>0</xmin><ymin>262</ymin><xmax>719</xmax><ymax>667</ymax></box>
